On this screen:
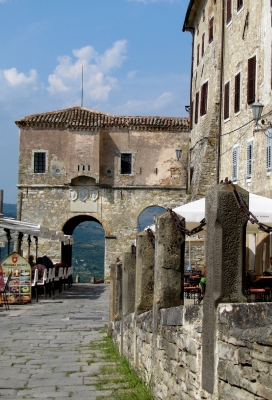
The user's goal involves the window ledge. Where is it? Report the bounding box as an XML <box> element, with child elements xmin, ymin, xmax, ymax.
<box><xmin>226</xmin><ymin>20</ymin><xmax>232</xmax><ymax>28</ymax></box>
<box><xmin>237</xmin><ymin>6</ymin><xmax>244</xmax><ymax>16</ymax></box>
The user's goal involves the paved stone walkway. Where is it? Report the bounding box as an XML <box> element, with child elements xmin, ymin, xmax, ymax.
<box><xmin>0</xmin><ymin>283</ymin><xmax>113</xmax><ymax>399</ymax></box>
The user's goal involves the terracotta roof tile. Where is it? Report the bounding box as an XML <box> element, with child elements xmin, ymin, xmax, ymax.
<box><xmin>15</xmin><ymin>106</ymin><xmax>189</xmax><ymax>131</ymax></box>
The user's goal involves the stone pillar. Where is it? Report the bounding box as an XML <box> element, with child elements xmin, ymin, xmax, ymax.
<box><xmin>135</xmin><ymin>231</ymin><xmax>155</xmax><ymax>315</ymax></box>
<box><xmin>115</xmin><ymin>259</ymin><xmax>122</xmax><ymax>321</ymax></box>
<box><xmin>122</xmin><ymin>252</ymin><xmax>136</xmax><ymax>317</ymax></box>
<box><xmin>109</xmin><ymin>263</ymin><xmax>117</xmax><ymax>322</ymax></box>
<box><xmin>202</xmin><ymin>183</ymin><xmax>248</xmax><ymax>394</ymax></box>
<box><xmin>154</xmin><ymin>212</ymin><xmax>185</xmax><ymax>309</ymax></box>
<box><xmin>109</xmin><ymin>260</ymin><xmax>122</xmax><ymax>322</ymax></box>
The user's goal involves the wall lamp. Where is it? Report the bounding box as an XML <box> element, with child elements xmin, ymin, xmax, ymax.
<box><xmin>252</xmin><ymin>100</ymin><xmax>264</xmax><ymax>125</ymax></box>
<box><xmin>175</xmin><ymin>147</ymin><xmax>182</xmax><ymax>161</ymax></box>
<box><xmin>252</xmin><ymin>100</ymin><xmax>272</xmax><ymax>129</ymax></box>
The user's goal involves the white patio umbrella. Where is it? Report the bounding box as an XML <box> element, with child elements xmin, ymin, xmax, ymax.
<box><xmin>173</xmin><ymin>193</ymin><xmax>272</xmax><ymax>233</ymax></box>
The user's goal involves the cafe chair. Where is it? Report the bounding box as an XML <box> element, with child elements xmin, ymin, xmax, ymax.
<box><xmin>36</xmin><ymin>269</ymin><xmax>49</xmax><ymax>299</ymax></box>
<box><xmin>31</xmin><ymin>269</ymin><xmax>39</xmax><ymax>302</ymax></box>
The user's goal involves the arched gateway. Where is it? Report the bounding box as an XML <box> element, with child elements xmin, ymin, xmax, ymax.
<box><xmin>61</xmin><ymin>215</ymin><xmax>103</xmax><ymax>270</ymax></box>
<box><xmin>16</xmin><ymin>107</ymin><xmax>189</xmax><ymax>281</ymax></box>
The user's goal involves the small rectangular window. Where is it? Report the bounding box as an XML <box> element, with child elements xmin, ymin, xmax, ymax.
<box><xmin>197</xmin><ymin>43</ymin><xmax>200</xmax><ymax>66</ymax></box>
<box><xmin>237</xmin><ymin>0</ymin><xmax>243</xmax><ymax>11</ymax></box>
<box><xmin>226</xmin><ymin>0</ymin><xmax>232</xmax><ymax>24</ymax></box>
<box><xmin>120</xmin><ymin>153</ymin><xmax>132</xmax><ymax>174</ymax></box>
<box><xmin>247</xmin><ymin>56</ymin><xmax>256</xmax><ymax>104</ymax></box>
<box><xmin>267</xmin><ymin>130</ymin><xmax>272</xmax><ymax>171</ymax></box>
<box><xmin>232</xmin><ymin>146</ymin><xmax>238</xmax><ymax>181</ymax></box>
<box><xmin>234</xmin><ymin>73</ymin><xmax>241</xmax><ymax>113</ymax></box>
<box><xmin>34</xmin><ymin>152</ymin><xmax>46</xmax><ymax>173</ymax></box>
<box><xmin>195</xmin><ymin>92</ymin><xmax>199</xmax><ymax>124</ymax></box>
<box><xmin>247</xmin><ymin>140</ymin><xmax>253</xmax><ymax>179</ymax></box>
<box><xmin>224</xmin><ymin>82</ymin><xmax>230</xmax><ymax>120</ymax></box>
<box><xmin>200</xmin><ymin>82</ymin><xmax>208</xmax><ymax>116</ymax></box>
<box><xmin>209</xmin><ymin>17</ymin><xmax>214</xmax><ymax>43</ymax></box>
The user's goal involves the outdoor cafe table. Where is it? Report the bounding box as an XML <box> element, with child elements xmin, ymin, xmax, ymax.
<box><xmin>252</xmin><ymin>276</ymin><xmax>272</xmax><ymax>289</ymax></box>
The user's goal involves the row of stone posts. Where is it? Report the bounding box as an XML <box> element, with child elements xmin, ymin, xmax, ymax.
<box><xmin>109</xmin><ymin>182</ymin><xmax>249</xmax><ymax>395</ymax></box>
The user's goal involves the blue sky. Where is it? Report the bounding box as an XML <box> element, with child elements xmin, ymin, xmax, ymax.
<box><xmin>0</xmin><ymin>0</ymin><xmax>191</xmax><ymax>203</ymax></box>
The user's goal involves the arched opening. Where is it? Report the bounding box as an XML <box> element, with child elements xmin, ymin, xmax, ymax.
<box><xmin>62</xmin><ymin>215</ymin><xmax>105</xmax><ymax>282</ymax></box>
<box><xmin>137</xmin><ymin>206</ymin><xmax>166</xmax><ymax>232</ymax></box>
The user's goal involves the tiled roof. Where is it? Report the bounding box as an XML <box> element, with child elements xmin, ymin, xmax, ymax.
<box><xmin>15</xmin><ymin>106</ymin><xmax>189</xmax><ymax>131</ymax></box>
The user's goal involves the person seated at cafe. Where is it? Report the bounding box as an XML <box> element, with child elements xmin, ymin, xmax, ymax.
<box><xmin>263</xmin><ymin>256</ymin><xmax>272</xmax><ymax>275</ymax></box>
<box><xmin>199</xmin><ymin>265</ymin><xmax>206</xmax><ymax>300</ymax></box>
<box><xmin>41</xmin><ymin>255</ymin><xmax>54</xmax><ymax>270</ymax></box>
<box><xmin>32</xmin><ymin>257</ymin><xmax>45</xmax><ymax>280</ymax></box>
<box><xmin>28</xmin><ymin>255</ymin><xmax>36</xmax><ymax>268</ymax></box>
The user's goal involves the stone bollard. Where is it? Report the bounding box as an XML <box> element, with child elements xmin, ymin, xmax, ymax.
<box><xmin>75</xmin><ymin>275</ymin><xmax>80</xmax><ymax>283</ymax></box>
<box><xmin>135</xmin><ymin>231</ymin><xmax>155</xmax><ymax>315</ymax></box>
<box><xmin>202</xmin><ymin>182</ymin><xmax>248</xmax><ymax>394</ymax></box>
<box><xmin>122</xmin><ymin>252</ymin><xmax>136</xmax><ymax>317</ymax></box>
<box><xmin>109</xmin><ymin>263</ymin><xmax>117</xmax><ymax>322</ymax></box>
<box><xmin>154</xmin><ymin>211</ymin><xmax>185</xmax><ymax>309</ymax></box>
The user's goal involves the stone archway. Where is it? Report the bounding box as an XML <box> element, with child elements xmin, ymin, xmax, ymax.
<box><xmin>137</xmin><ymin>205</ymin><xmax>166</xmax><ymax>232</ymax></box>
<box><xmin>61</xmin><ymin>215</ymin><xmax>104</xmax><ymax>269</ymax></box>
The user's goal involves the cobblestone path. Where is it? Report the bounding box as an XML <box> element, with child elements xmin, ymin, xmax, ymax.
<box><xmin>0</xmin><ymin>283</ymin><xmax>115</xmax><ymax>399</ymax></box>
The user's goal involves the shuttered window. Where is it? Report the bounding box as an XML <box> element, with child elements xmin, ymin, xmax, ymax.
<box><xmin>226</xmin><ymin>0</ymin><xmax>232</xmax><ymax>24</ymax></box>
<box><xmin>209</xmin><ymin>17</ymin><xmax>214</xmax><ymax>43</ymax></box>
<box><xmin>232</xmin><ymin>147</ymin><xmax>238</xmax><ymax>182</ymax></box>
<box><xmin>224</xmin><ymin>82</ymin><xmax>230</xmax><ymax>120</ymax></box>
<box><xmin>267</xmin><ymin>129</ymin><xmax>272</xmax><ymax>171</ymax></box>
<box><xmin>202</xmin><ymin>33</ymin><xmax>205</xmax><ymax>57</ymax></box>
<box><xmin>246</xmin><ymin>140</ymin><xmax>253</xmax><ymax>179</ymax></box>
<box><xmin>197</xmin><ymin>44</ymin><xmax>200</xmax><ymax>66</ymax></box>
<box><xmin>234</xmin><ymin>73</ymin><xmax>240</xmax><ymax>113</ymax></box>
<box><xmin>237</xmin><ymin>0</ymin><xmax>243</xmax><ymax>11</ymax></box>
<box><xmin>195</xmin><ymin>92</ymin><xmax>199</xmax><ymax>124</ymax></box>
<box><xmin>200</xmin><ymin>82</ymin><xmax>208</xmax><ymax>116</ymax></box>
<box><xmin>247</xmin><ymin>56</ymin><xmax>256</xmax><ymax>104</ymax></box>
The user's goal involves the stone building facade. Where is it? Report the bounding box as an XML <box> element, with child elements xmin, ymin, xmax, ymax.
<box><xmin>16</xmin><ymin>107</ymin><xmax>189</xmax><ymax>279</ymax></box>
<box><xmin>183</xmin><ymin>0</ymin><xmax>272</xmax><ymax>272</ymax></box>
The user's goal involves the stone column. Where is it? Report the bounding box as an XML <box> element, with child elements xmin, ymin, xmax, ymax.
<box><xmin>202</xmin><ymin>182</ymin><xmax>248</xmax><ymax>394</ymax></box>
<box><xmin>115</xmin><ymin>259</ymin><xmax>122</xmax><ymax>321</ymax></box>
<box><xmin>122</xmin><ymin>252</ymin><xmax>136</xmax><ymax>317</ymax></box>
<box><xmin>109</xmin><ymin>263</ymin><xmax>117</xmax><ymax>322</ymax></box>
<box><xmin>154</xmin><ymin>212</ymin><xmax>185</xmax><ymax>309</ymax></box>
<box><xmin>109</xmin><ymin>259</ymin><xmax>122</xmax><ymax>322</ymax></box>
<box><xmin>135</xmin><ymin>231</ymin><xmax>155</xmax><ymax>315</ymax></box>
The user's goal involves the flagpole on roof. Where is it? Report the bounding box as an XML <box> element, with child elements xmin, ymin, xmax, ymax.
<box><xmin>81</xmin><ymin>64</ymin><xmax>83</xmax><ymax>108</ymax></box>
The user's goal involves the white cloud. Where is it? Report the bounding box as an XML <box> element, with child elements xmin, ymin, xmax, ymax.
<box><xmin>3</xmin><ymin>67</ymin><xmax>37</xmax><ymax>86</ymax></box>
<box><xmin>127</xmin><ymin>70</ymin><xmax>138</xmax><ymax>80</ymax></box>
<box><xmin>123</xmin><ymin>92</ymin><xmax>174</xmax><ymax>113</ymax></box>
<box><xmin>47</xmin><ymin>40</ymin><xmax>127</xmax><ymax>102</ymax></box>
<box><xmin>0</xmin><ymin>67</ymin><xmax>38</xmax><ymax>104</ymax></box>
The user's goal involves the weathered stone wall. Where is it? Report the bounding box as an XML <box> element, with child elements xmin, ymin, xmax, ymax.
<box><xmin>18</xmin><ymin>186</ymin><xmax>186</xmax><ymax>280</ymax></box>
<box><xmin>16</xmin><ymin>109</ymin><xmax>190</xmax><ymax>280</ymax></box>
<box><xmin>110</xmin><ymin>302</ymin><xmax>272</xmax><ymax>400</ymax></box>
<box><xmin>184</xmin><ymin>1</ymin><xmax>272</xmax><ymax>199</ymax></box>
